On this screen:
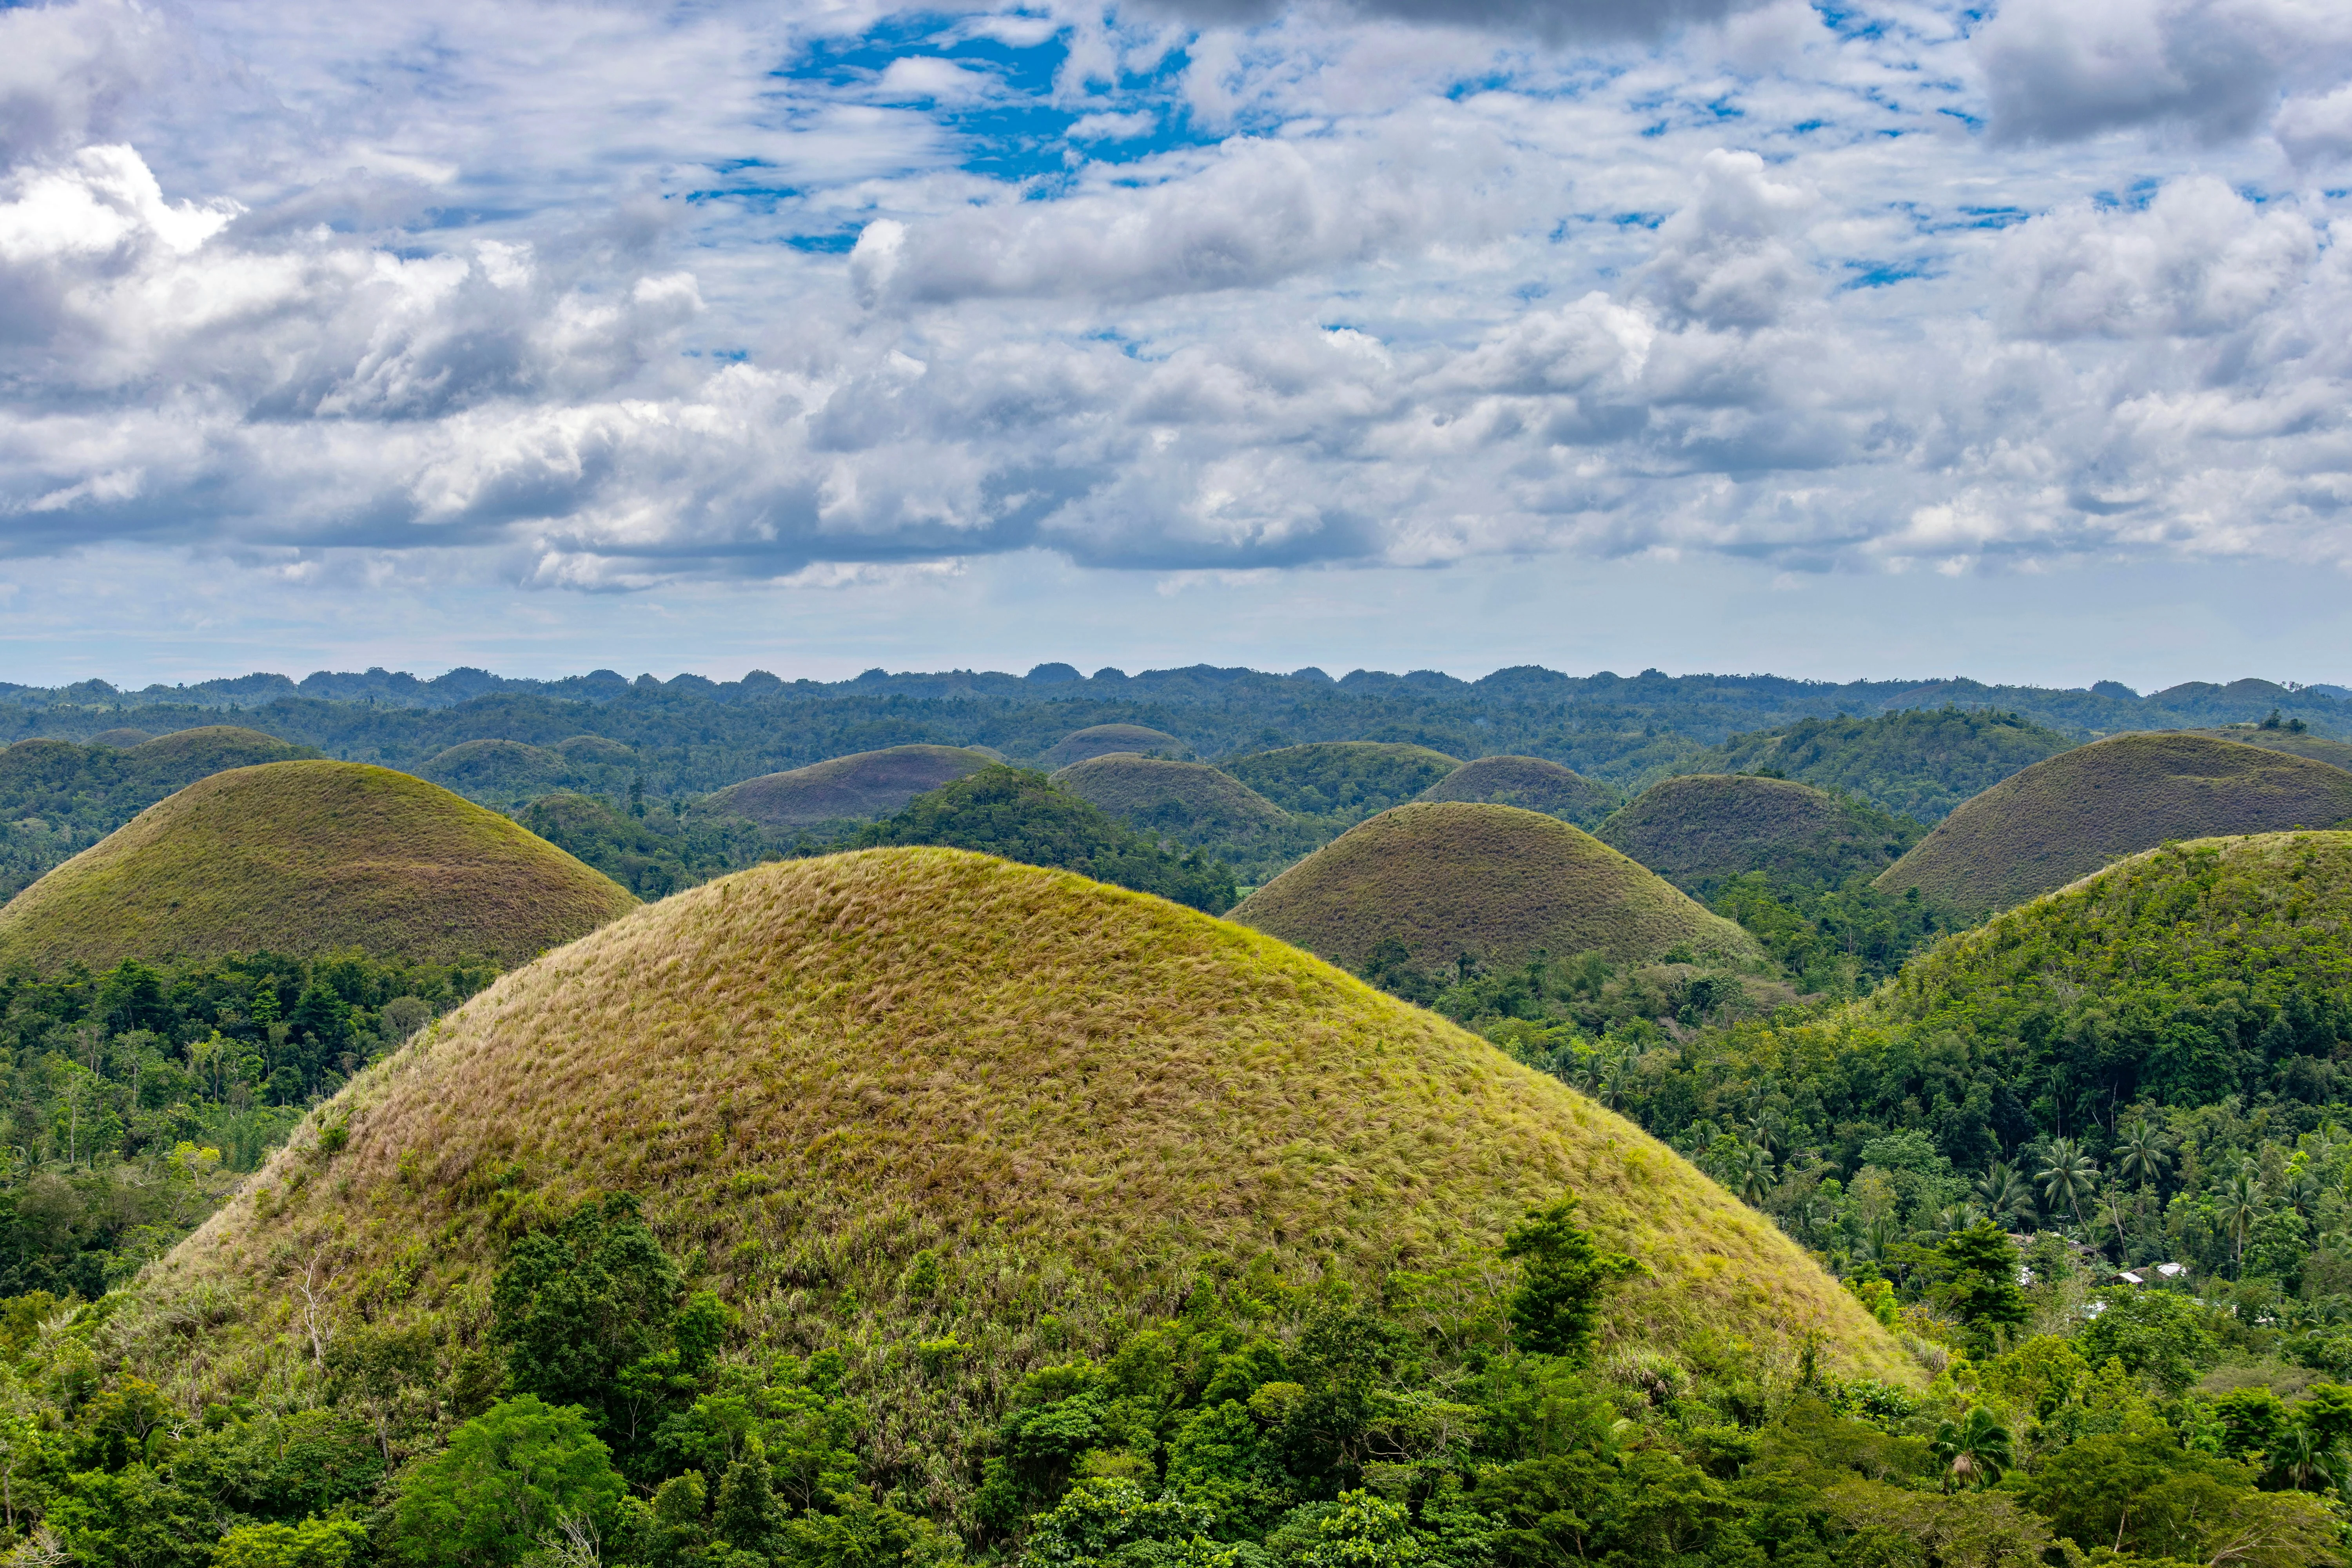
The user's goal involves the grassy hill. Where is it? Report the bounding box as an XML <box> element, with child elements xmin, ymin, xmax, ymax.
<box><xmin>127</xmin><ymin>847</ymin><xmax>1906</xmax><ymax>1456</ymax></box>
<box><xmin>0</xmin><ymin>761</ymin><xmax>634</xmax><ymax>969</ymax></box>
<box><xmin>1666</xmin><ymin>708</ymin><xmax>2075</xmax><ymax>822</ymax></box>
<box><xmin>0</xmin><ymin>725</ymin><xmax>319</xmax><ymax>901</ymax></box>
<box><xmin>698</xmin><ymin>744</ymin><xmax>996</xmax><ymax>828</ymax></box>
<box><xmin>1598</xmin><ymin>774</ymin><xmax>1925</xmax><ymax>899</ymax></box>
<box><xmin>419</xmin><ymin>737</ymin><xmax>569</xmax><ymax>797</ymax></box>
<box><xmin>1875</xmin><ymin>733</ymin><xmax>2352</xmax><ymax>915</ymax></box>
<box><xmin>87</xmin><ymin>727</ymin><xmax>152</xmax><ymax>748</ymax></box>
<box><xmin>522</xmin><ymin>790</ymin><xmax>780</xmax><ymax>899</ymax></box>
<box><xmin>1233</xmin><ymin>801</ymin><xmax>1762</xmax><ymax>975</ymax></box>
<box><xmin>1416</xmin><ymin>753</ymin><xmax>1617</xmax><ymax>827</ymax></box>
<box><xmin>2180</xmin><ymin>726</ymin><xmax>2352</xmax><ymax>771</ymax></box>
<box><xmin>1034</xmin><ymin>723</ymin><xmax>1191</xmax><ymax>768</ymax></box>
<box><xmin>1222</xmin><ymin>741</ymin><xmax>1461</xmax><ymax>828</ymax></box>
<box><xmin>1049</xmin><ymin>754</ymin><xmax>1312</xmax><ymax>884</ymax></box>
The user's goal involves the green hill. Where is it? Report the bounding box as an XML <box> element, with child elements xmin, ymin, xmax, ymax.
<box><xmin>419</xmin><ymin>737</ymin><xmax>568</xmax><ymax>796</ymax></box>
<box><xmin>553</xmin><ymin>733</ymin><xmax>637</xmax><ymax>764</ymax></box>
<box><xmin>130</xmin><ymin>847</ymin><xmax>1905</xmax><ymax>1445</ymax></box>
<box><xmin>1049</xmin><ymin>754</ymin><xmax>1311</xmax><ymax>884</ymax></box>
<box><xmin>1598</xmin><ymin>774</ymin><xmax>1925</xmax><ymax>899</ymax></box>
<box><xmin>1222</xmin><ymin>740</ymin><xmax>1461</xmax><ymax>828</ymax></box>
<box><xmin>698</xmin><ymin>744</ymin><xmax>996</xmax><ymax>828</ymax></box>
<box><xmin>2179</xmin><ymin>726</ymin><xmax>2352</xmax><ymax>771</ymax></box>
<box><xmin>1667</xmin><ymin>708</ymin><xmax>2075</xmax><ymax>822</ymax></box>
<box><xmin>0</xmin><ymin>725</ymin><xmax>319</xmax><ymax>901</ymax></box>
<box><xmin>1875</xmin><ymin>733</ymin><xmax>2352</xmax><ymax>915</ymax></box>
<box><xmin>1417</xmin><ymin>753</ymin><xmax>1617</xmax><ymax>827</ymax></box>
<box><xmin>87</xmin><ymin>726</ymin><xmax>152</xmax><ymax>748</ymax></box>
<box><xmin>0</xmin><ymin>761</ymin><xmax>634</xmax><ymax>969</ymax></box>
<box><xmin>1035</xmin><ymin>723</ymin><xmax>1191</xmax><ymax>769</ymax></box>
<box><xmin>1233</xmin><ymin>801</ymin><xmax>1761</xmax><ymax>975</ymax></box>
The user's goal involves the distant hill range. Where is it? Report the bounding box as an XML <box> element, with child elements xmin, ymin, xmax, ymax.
<box><xmin>1598</xmin><ymin>774</ymin><xmax>1924</xmax><ymax>899</ymax></box>
<box><xmin>1655</xmin><ymin>709</ymin><xmax>2073</xmax><ymax>822</ymax></box>
<box><xmin>1877</xmin><ymin>733</ymin><xmax>2352</xmax><ymax>915</ymax></box>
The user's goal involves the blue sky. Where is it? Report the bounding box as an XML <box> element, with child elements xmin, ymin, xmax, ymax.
<box><xmin>0</xmin><ymin>0</ymin><xmax>2348</xmax><ymax>686</ymax></box>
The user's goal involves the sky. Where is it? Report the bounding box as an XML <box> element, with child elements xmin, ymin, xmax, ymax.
<box><xmin>0</xmin><ymin>0</ymin><xmax>2348</xmax><ymax>688</ymax></box>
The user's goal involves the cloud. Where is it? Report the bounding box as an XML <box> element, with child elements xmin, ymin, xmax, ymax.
<box><xmin>1123</xmin><ymin>0</ymin><xmax>1769</xmax><ymax>44</ymax></box>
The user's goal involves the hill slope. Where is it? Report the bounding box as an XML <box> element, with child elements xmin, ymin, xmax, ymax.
<box><xmin>699</xmin><ymin>744</ymin><xmax>996</xmax><ymax>828</ymax></box>
<box><xmin>132</xmin><ymin>847</ymin><xmax>1906</xmax><ymax>1434</ymax></box>
<box><xmin>1049</xmin><ymin>755</ymin><xmax>1310</xmax><ymax>883</ymax></box>
<box><xmin>2178</xmin><ymin>726</ymin><xmax>2352</xmax><ymax>771</ymax></box>
<box><xmin>1598</xmin><ymin>774</ymin><xmax>1924</xmax><ymax>898</ymax></box>
<box><xmin>1875</xmin><ymin>733</ymin><xmax>2352</xmax><ymax>915</ymax></box>
<box><xmin>1667</xmin><ymin>709</ymin><xmax>2075</xmax><ymax>822</ymax></box>
<box><xmin>1223</xmin><ymin>741</ymin><xmax>1461</xmax><ymax>827</ymax></box>
<box><xmin>419</xmin><ymin>737</ymin><xmax>568</xmax><ymax>796</ymax></box>
<box><xmin>1035</xmin><ymin>723</ymin><xmax>1192</xmax><ymax>768</ymax></box>
<box><xmin>0</xmin><ymin>762</ymin><xmax>634</xmax><ymax>969</ymax></box>
<box><xmin>1416</xmin><ymin>754</ymin><xmax>1617</xmax><ymax>827</ymax></box>
<box><xmin>1233</xmin><ymin>801</ymin><xmax>1761</xmax><ymax>973</ymax></box>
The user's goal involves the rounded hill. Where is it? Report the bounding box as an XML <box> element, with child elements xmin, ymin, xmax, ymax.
<box><xmin>553</xmin><ymin>733</ymin><xmax>636</xmax><ymax>764</ymax></box>
<box><xmin>698</xmin><ymin>744</ymin><xmax>996</xmax><ymax>827</ymax></box>
<box><xmin>1036</xmin><ymin>723</ymin><xmax>1191</xmax><ymax>769</ymax></box>
<box><xmin>1416</xmin><ymin>754</ymin><xmax>1615</xmax><ymax>826</ymax></box>
<box><xmin>1223</xmin><ymin>741</ymin><xmax>1461</xmax><ymax>823</ymax></box>
<box><xmin>1875</xmin><ymin>733</ymin><xmax>2352</xmax><ymax>915</ymax></box>
<box><xmin>1597</xmin><ymin>774</ymin><xmax>1923</xmax><ymax>898</ymax></box>
<box><xmin>1232</xmin><ymin>801</ymin><xmax>1761</xmax><ymax>974</ymax></box>
<box><xmin>1051</xmin><ymin>755</ymin><xmax>1287</xmax><ymax>837</ymax></box>
<box><xmin>87</xmin><ymin>727</ymin><xmax>152</xmax><ymax>749</ymax></box>
<box><xmin>0</xmin><ymin>761</ymin><xmax>635</xmax><ymax>970</ymax></box>
<box><xmin>124</xmin><ymin>723</ymin><xmax>312</xmax><ymax>777</ymax></box>
<box><xmin>419</xmin><ymin>737</ymin><xmax>566</xmax><ymax>795</ymax></box>
<box><xmin>138</xmin><ymin>847</ymin><xmax>1906</xmax><ymax>1420</ymax></box>
<box><xmin>2178</xmin><ymin>726</ymin><xmax>2352</xmax><ymax>772</ymax></box>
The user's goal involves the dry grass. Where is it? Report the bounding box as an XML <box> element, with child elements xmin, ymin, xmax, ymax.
<box><xmin>124</xmin><ymin>725</ymin><xmax>315</xmax><ymax>775</ymax></box>
<box><xmin>1875</xmin><ymin>734</ymin><xmax>2352</xmax><ymax>915</ymax></box>
<box><xmin>0</xmin><ymin>760</ymin><xmax>635</xmax><ymax>969</ymax></box>
<box><xmin>1230</xmin><ymin>802</ymin><xmax>1762</xmax><ymax>972</ymax></box>
<box><xmin>1052</xmin><ymin>756</ymin><xmax>1289</xmax><ymax>831</ymax></box>
<box><xmin>1036</xmin><ymin>725</ymin><xmax>1191</xmax><ymax>769</ymax></box>
<box><xmin>123</xmin><ymin>848</ymin><xmax>1906</xmax><ymax>1463</ymax></box>
<box><xmin>1416</xmin><ymin>755</ymin><xmax>1617</xmax><ymax>828</ymax></box>
<box><xmin>2175</xmin><ymin>728</ymin><xmax>2352</xmax><ymax>772</ymax></box>
<box><xmin>88</xmin><ymin>728</ymin><xmax>153</xmax><ymax>748</ymax></box>
<box><xmin>699</xmin><ymin>745</ymin><xmax>996</xmax><ymax>827</ymax></box>
<box><xmin>1597</xmin><ymin>774</ymin><xmax>1920</xmax><ymax>897</ymax></box>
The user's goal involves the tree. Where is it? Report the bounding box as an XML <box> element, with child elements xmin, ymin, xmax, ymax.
<box><xmin>1303</xmin><ymin>1490</ymin><xmax>1426</xmax><ymax>1568</ymax></box>
<box><xmin>383</xmin><ymin>1396</ymin><xmax>625</xmax><ymax>1568</ymax></box>
<box><xmin>2218</xmin><ymin>1171</ymin><xmax>2263</xmax><ymax>1276</ymax></box>
<box><xmin>1501</xmin><ymin>1198</ymin><xmax>1639</xmax><ymax>1362</ymax></box>
<box><xmin>2114</xmin><ymin>1121</ymin><xmax>2171</xmax><ymax>1191</ymax></box>
<box><xmin>210</xmin><ymin>1519</ymin><xmax>368</xmax><ymax>1568</ymax></box>
<box><xmin>1973</xmin><ymin>1162</ymin><xmax>2035</xmax><ymax>1229</ymax></box>
<box><xmin>2036</xmin><ymin>1138</ymin><xmax>2099</xmax><ymax>1232</ymax></box>
<box><xmin>1931</xmin><ymin>1221</ymin><xmax>2027</xmax><ymax>1351</ymax></box>
<box><xmin>1930</xmin><ymin>1407</ymin><xmax>2014</xmax><ymax>1491</ymax></box>
<box><xmin>1733</xmin><ymin>1143</ymin><xmax>1776</xmax><ymax>1207</ymax></box>
<box><xmin>492</xmin><ymin>1192</ymin><xmax>682</xmax><ymax>1425</ymax></box>
<box><xmin>2074</xmin><ymin>1290</ymin><xmax>2220</xmax><ymax>1394</ymax></box>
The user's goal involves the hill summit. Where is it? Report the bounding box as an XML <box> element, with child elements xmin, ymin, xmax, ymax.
<box><xmin>1416</xmin><ymin>754</ymin><xmax>1616</xmax><ymax>826</ymax></box>
<box><xmin>1232</xmin><ymin>801</ymin><xmax>1760</xmax><ymax>973</ymax></box>
<box><xmin>0</xmin><ymin>761</ymin><xmax>634</xmax><ymax>969</ymax></box>
<box><xmin>137</xmin><ymin>847</ymin><xmax>1903</xmax><ymax>1430</ymax></box>
<box><xmin>1876</xmin><ymin>733</ymin><xmax>2352</xmax><ymax>914</ymax></box>
<box><xmin>698</xmin><ymin>745</ymin><xmax>996</xmax><ymax>827</ymax></box>
<box><xmin>1598</xmin><ymin>773</ymin><xmax>1922</xmax><ymax>898</ymax></box>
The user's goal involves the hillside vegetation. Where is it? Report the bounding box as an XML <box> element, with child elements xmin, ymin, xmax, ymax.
<box><xmin>1877</xmin><ymin>733</ymin><xmax>2352</xmax><ymax>915</ymax></box>
<box><xmin>1222</xmin><ymin>741</ymin><xmax>1461</xmax><ymax>828</ymax></box>
<box><xmin>131</xmin><ymin>849</ymin><xmax>1904</xmax><ymax>1450</ymax></box>
<box><xmin>522</xmin><ymin>789</ymin><xmax>781</xmax><ymax>898</ymax></box>
<box><xmin>1233</xmin><ymin>801</ymin><xmax>1760</xmax><ymax>975</ymax></box>
<box><xmin>2181</xmin><ymin>724</ymin><xmax>2352</xmax><ymax>771</ymax></box>
<box><xmin>1049</xmin><ymin>755</ymin><xmax>1311</xmax><ymax>884</ymax></box>
<box><xmin>699</xmin><ymin>744</ymin><xmax>995</xmax><ymax>828</ymax></box>
<box><xmin>419</xmin><ymin>737</ymin><xmax>573</xmax><ymax>797</ymax></box>
<box><xmin>1668</xmin><ymin>708</ymin><xmax>2075</xmax><ymax>822</ymax></box>
<box><xmin>1035</xmin><ymin>723</ymin><xmax>1191</xmax><ymax>768</ymax></box>
<box><xmin>0</xmin><ymin>762</ymin><xmax>634</xmax><ymax>969</ymax></box>
<box><xmin>1415</xmin><ymin>753</ymin><xmax>1617</xmax><ymax>827</ymax></box>
<box><xmin>1599</xmin><ymin>774</ymin><xmax>1924</xmax><ymax>899</ymax></box>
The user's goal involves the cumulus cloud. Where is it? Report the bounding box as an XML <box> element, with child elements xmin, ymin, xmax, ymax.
<box><xmin>1124</xmin><ymin>0</ymin><xmax>1769</xmax><ymax>44</ymax></box>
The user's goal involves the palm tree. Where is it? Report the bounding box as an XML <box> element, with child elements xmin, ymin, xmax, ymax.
<box><xmin>1976</xmin><ymin>1162</ymin><xmax>2036</xmax><ymax>1229</ymax></box>
<box><xmin>2115</xmin><ymin>1121</ymin><xmax>2172</xmax><ymax>1191</ymax></box>
<box><xmin>1734</xmin><ymin>1142</ymin><xmax>1777</xmax><ymax>1207</ymax></box>
<box><xmin>1932</xmin><ymin>1407</ymin><xmax>2015</xmax><ymax>1491</ymax></box>
<box><xmin>2269</xmin><ymin>1422</ymin><xmax>2348</xmax><ymax>1494</ymax></box>
<box><xmin>2037</xmin><ymin>1138</ymin><xmax>2100</xmax><ymax>1231</ymax></box>
<box><xmin>2218</xmin><ymin>1171</ymin><xmax>2263</xmax><ymax>1276</ymax></box>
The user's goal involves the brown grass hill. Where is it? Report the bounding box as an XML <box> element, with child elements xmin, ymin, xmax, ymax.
<box><xmin>2178</xmin><ymin>726</ymin><xmax>2352</xmax><ymax>772</ymax></box>
<box><xmin>0</xmin><ymin>761</ymin><xmax>634</xmax><ymax>970</ymax></box>
<box><xmin>697</xmin><ymin>745</ymin><xmax>997</xmax><ymax>828</ymax></box>
<box><xmin>419</xmin><ymin>738</ymin><xmax>568</xmax><ymax>797</ymax></box>
<box><xmin>1415</xmin><ymin>754</ymin><xmax>1617</xmax><ymax>828</ymax></box>
<box><xmin>1231</xmin><ymin>802</ymin><xmax>1761</xmax><ymax>975</ymax></box>
<box><xmin>87</xmin><ymin>727</ymin><xmax>152</xmax><ymax>748</ymax></box>
<box><xmin>553</xmin><ymin>733</ymin><xmax>637</xmax><ymax>765</ymax></box>
<box><xmin>1874</xmin><ymin>733</ymin><xmax>2352</xmax><ymax>916</ymax></box>
<box><xmin>1050</xmin><ymin>755</ymin><xmax>1287</xmax><ymax>838</ymax></box>
<box><xmin>1596</xmin><ymin>775</ymin><xmax>1925</xmax><ymax>900</ymax></box>
<box><xmin>1035</xmin><ymin>724</ymin><xmax>1192</xmax><ymax>769</ymax></box>
<box><xmin>1222</xmin><ymin>741</ymin><xmax>1462</xmax><ymax>826</ymax></box>
<box><xmin>125</xmin><ymin>848</ymin><xmax>1908</xmax><ymax>1467</ymax></box>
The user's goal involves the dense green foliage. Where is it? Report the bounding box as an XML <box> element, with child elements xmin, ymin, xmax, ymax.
<box><xmin>1221</xmin><ymin>744</ymin><xmax>1463</xmax><ymax>830</ymax></box>
<box><xmin>0</xmin><ymin>950</ymin><xmax>483</xmax><ymax>1297</ymax></box>
<box><xmin>1049</xmin><ymin>757</ymin><xmax>1317</xmax><ymax>887</ymax></box>
<box><xmin>1666</xmin><ymin>709</ymin><xmax>2074</xmax><ymax>822</ymax></box>
<box><xmin>846</xmin><ymin>767</ymin><xmax>1239</xmax><ymax>913</ymax></box>
<box><xmin>522</xmin><ymin>791</ymin><xmax>783</xmax><ymax>898</ymax></box>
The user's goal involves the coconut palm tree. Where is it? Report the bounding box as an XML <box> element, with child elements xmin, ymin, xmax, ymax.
<box><xmin>2218</xmin><ymin>1170</ymin><xmax>2264</xmax><ymax>1276</ymax></box>
<box><xmin>2114</xmin><ymin>1121</ymin><xmax>2172</xmax><ymax>1191</ymax></box>
<box><xmin>1975</xmin><ymin>1161</ymin><xmax>2036</xmax><ymax>1229</ymax></box>
<box><xmin>1932</xmin><ymin>1406</ymin><xmax>2015</xmax><ymax>1492</ymax></box>
<box><xmin>2268</xmin><ymin>1421</ymin><xmax>2348</xmax><ymax>1494</ymax></box>
<box><xmin>2037</xmin><ymin>1138</ymin><xmax>2100</xmax><ymax>1232</ymax></box>
<box><xmin>1734</xmin><ymin>1142</ymin><xmax>1777</xmax><ymax>1207</ymax></box>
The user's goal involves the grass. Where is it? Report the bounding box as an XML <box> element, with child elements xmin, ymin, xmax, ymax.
<box><xmin>1416</xmin><ymin>755</ymin><xmax>1618</xmax><ymax>828</ymax></box>
<box><xmin>1222</xmin><ymin>742</ymin><xmax>1462</xmax><ymax>825</ymax></box>
<box><xmin>125</xmin><ymin>724</ymin><xmax>316</xmax><ymax>777</ymax></box>
<box><xmin>0</xmin><ymin>760</ymin><xmax>635</xmax><ymax>970</ymax></box>
<box><xmin>1597</xmin><ymin>774</ymin><xmax>1924</xmax><ymax>899</ymax></box>
<box><xmin>1231</xmin><ymin>801</ymin><xmax>1762</xmax><ymax>973</ymax></box>
<box><xmin>1874</xmin><ymin>733</ymin><xmax>2352</xmax><ymax>915</ymax></box>
<box><xmin>88</xmin><ymin>727</ymin><xmax>153</xmax><ymax>748</ymax></box>
<box><xmin>123</xmin><ymin>847</ymin><xmax>1908</xmax><ymax>1482</ymax></box>
<box><xmin>2181</xmin><ymin>727</ymin><xmax>2352</xmax><ymax>771</ymax></box>
<box><xmin>420</xmin><ymin>738</ymin><xmax>568</xmax><ymax>795</ymax></box>
<box><xmin>1052</xmin><ymin>755</ymin><xmax>1314</xmax><ymax>886</ymax></box>
<box><xmin>1034</xmin><ymin>724</ymin><xmax>1191</xmax><ymax>768</ymax></box>
<box><xmin>697</xmin><ymin>744</ymin><xmax>996</xmax><ymax>828</ymax></box>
